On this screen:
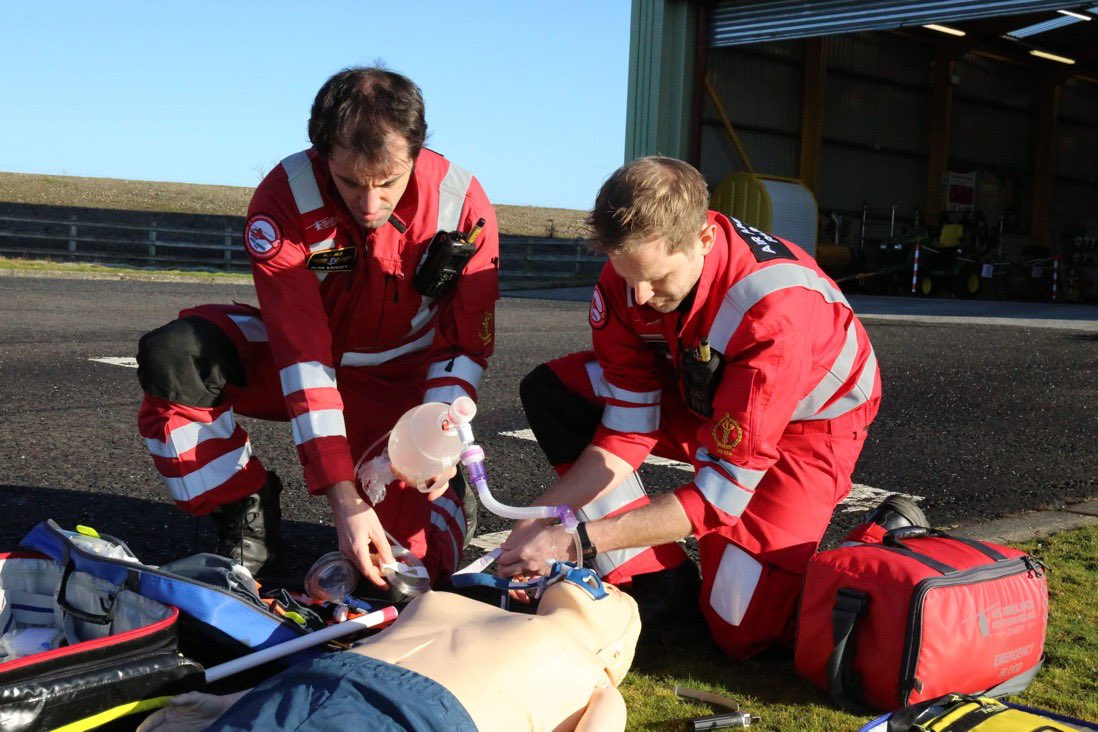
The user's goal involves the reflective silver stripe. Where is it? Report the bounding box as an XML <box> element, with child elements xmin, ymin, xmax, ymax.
<box><xmin>427</xmin><ymin>356</ymin><xmax>484</xmax><ymax>390</ymax></box>
<box><xmin>227</xmin><ymin>314</ymin><xmax>268</xmax><ymax>343</ymax></box>
<box><xmin>146</xmin><ymin>410</ymin><xmax>237</xmax><ymax>459</ymax></box>
<box><xmin>602</xmin><ymin>404</ymin><xmax>659</xmax><ymax>433</ymax></box>
<box><xmin>709</xmin><ymin>544</ymin><xmax>762</xmax><ymax>626</ymax></box>
<box><xmin>791</xmin><ymin>323</ymin><xmax>860</xmax><ymax>421</ymax></box>
<box><xmin>436</xmin><ymin>162</ymin><xmax>473</xmax><ymax>232</ymax></box>
<box><xmin>584</xmin><ymin>361</ymin><xmax>661</xmax><ymax>405</ymax></box>
<box><xmin>281</xmin><ymin>150</ymin><xmax>324</xmax><ymax>214</ymax></box>
<box><xmin>708</xmin><ymin>263</ymin><xmax>851</xmax><ymax>354</ymax></box>
<box><xmin>162</xmin><ymin>443</ymin><xmax>253</xmax><ymax>502</ymax></box>
<box><xmin>407</xmin><ymin>303</ymin><xmax>438</xmax><ymax>337</ymax></box>
<box><xmin>309</xmin><ymin>238</ymin><xmax>336</xmax><ymax>252</ymax></box>
<box><xmin>423</xmin><ymin>384</ymin><xmax>473</xmax><ymax>404</ymax></box>
<box><xmin>578</xmin><ymin>473</ymin><xmax>647</xmax><ymax>522</ymax></box>
<box><xmin>341</xmin><ymin>329</ymin><xmax>436</xmax><ymax>367</ymax></box>
<box><xmin>430</xmin><ymin>512</ymin><xmax>460</xmax><ymax>568</ymax></box>
<box><xmin>625</xmin><ymin>286</ymin><xmax>634</xmax><ymax>308</ymax></box>
<box><xmin>290</xmin><ymin>409</ymin><xmax>347</xmax><ymax>445</ymax></box>
<box><xmin>433</xmin><ymin>495</ymin><xmax>466</xmax><ymax>542</ymax></box>
<box><xmin>593</xmin><ymin>547</ymin><xmax>645</xmax><ymax>576</ymax></box>
<box><xmin>279</xmin><ymin>361</ymin><xmax>337</xmax><ymax>396</ymax></box>
<box><xmin>695</xmin><ymin>448</ymin><xmax>767</xmax><ymax>491</ymax></box>
<box><xmin>694</xmin><ymin>466</ymin><xmax>755</xmax><ymax>517</ymax></box>
<box><xmin>803</xmin><ymin>348</ymin><xmax>877</xmax><ymax>421</ymax></box>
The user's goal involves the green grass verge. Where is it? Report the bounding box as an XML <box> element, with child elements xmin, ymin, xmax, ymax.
<box><xmin>0</xmin><ymin>256</ymin><xmax>251</xmax><ymax>282</ymax></box>
<box><xmin>619</xmin><ymin>524</ymin><xmax>1098</xmax><ymax>730</ymax></box>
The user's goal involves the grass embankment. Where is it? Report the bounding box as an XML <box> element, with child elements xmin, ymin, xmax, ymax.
<box><xmin>0</xmin><ymin>256</ymin><xmax>251</xmax><ymax>283</ymax></box>
<box><xmin>0</xmin><ymin>171</ymin><xmax>590</xmax><ymax>238</ymax></box>
<box><xmin>619</xmin><ymin>525</ymin><xmax>1098</xmax><ymax>730</ymax></box>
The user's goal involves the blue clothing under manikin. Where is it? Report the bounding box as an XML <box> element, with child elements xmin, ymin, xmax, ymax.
<box><xmin>210</xmin><ymin>652</ymin><xmax>477</xmax><ymax>731</ymax></box>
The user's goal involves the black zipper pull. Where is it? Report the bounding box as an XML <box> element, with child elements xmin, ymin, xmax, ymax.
<box><xmin>1023</xmin><ymin>556</ymin><xmax>1046</xmax><ymax>577</ymax></box>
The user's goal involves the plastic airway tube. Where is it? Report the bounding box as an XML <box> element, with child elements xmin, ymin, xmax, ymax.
<box><xmin>462</xmin><ymin>446</ymin><xmax>557</xmax><ymax>521</ymax></box>
<box><xmin>203</xmin><ymin>606</ymin><xmax>398</xmax><ymax>683</ymax></box>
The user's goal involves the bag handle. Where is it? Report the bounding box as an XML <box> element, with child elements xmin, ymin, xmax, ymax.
<box><xmin>826</xmin><ymin>587</ymin><xmax>872</xmax><ymax>712</ymax></box>
<box><xmin>56</xmin><ymin>547</ymin><xmax>120</xmax><ymax>625</ymax></box>
<box><xmin>885</xmin><ymin>527</ymin><xmax>1008</xmax><ymax>563</ymax></box>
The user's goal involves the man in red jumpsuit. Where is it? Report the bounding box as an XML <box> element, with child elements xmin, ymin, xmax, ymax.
<box><xmin>136</xmin><ymin>67</ymin><xmax>499</xmax><ymax>586</ymax></box>
<box><xmin>498</xmin><ymin>157</ymin><xmax>879</xmax><ymax>657</ymax></box>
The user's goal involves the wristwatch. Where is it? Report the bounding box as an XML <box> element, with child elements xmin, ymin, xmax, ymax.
<box><xmin>575</xmin><ymin>522</ymin><xmax>598</xmax><ymax>564</ymax></box>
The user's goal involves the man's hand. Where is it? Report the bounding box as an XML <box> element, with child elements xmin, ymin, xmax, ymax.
<box><xmin>498</xmin><ymin>520</ymin><xmax>577</xmax><ymax>578</ymax></box>
<box><xmin>389</xmin><ymin>463</ymin><xmax>457</xmax><ymax>502</ymax></box>
<box><xmin>325</xmin><ymin>480</ymin><xmax>396</xmax><ymax>587</ymax></box>
<box><xmin>136</xmin><ymin>691</ymin><xmax>248</xmax><ymax>732</ymax></box>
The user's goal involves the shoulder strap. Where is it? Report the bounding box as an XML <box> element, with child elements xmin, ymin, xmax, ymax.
<box><xmin>826</xmin><ymin>587</ymin><xmax>874</xmax><ymax>712</ymax></box>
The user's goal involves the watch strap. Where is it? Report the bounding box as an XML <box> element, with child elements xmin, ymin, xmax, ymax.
<box><xmin>576</xmin><ymin>522</ymin><xmax>598</xmax><ymax>563</ymax></box>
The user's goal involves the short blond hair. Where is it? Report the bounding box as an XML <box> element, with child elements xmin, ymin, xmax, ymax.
<box><xmin>586</xmin><ymin>156</ymin><xmax>709</xmax><ymax>254</ymax></box>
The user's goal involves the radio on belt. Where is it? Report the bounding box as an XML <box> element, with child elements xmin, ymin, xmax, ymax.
<box><xmin>415</xmin><ymin>217</ymin><xmax>486</xmax><ymax>298</ymax></box>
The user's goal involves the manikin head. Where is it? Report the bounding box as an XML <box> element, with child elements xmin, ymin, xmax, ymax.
<box><xmin>308</xmin><ymin>66</ymin><xmax>427</xmax><ymax>231</ymax></box>
<box><xmin>587</xmin><ymin>156</ymin><xmax>717</xmax><ymax>313</ymax></box>
<box><xmin>537</xmin><ymin>574</ymin><xmax>641</xmax><ymax>686</ymax></box>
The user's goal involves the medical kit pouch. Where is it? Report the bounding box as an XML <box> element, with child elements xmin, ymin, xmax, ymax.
<box><xmin>20</xmin><ymin>520</ymin><xmax>310</xmax><ymax>668</ymax></box>
<box><xmin>0</xmin><ymin>550</ymin><xmax>201</xmax><ymax>732</ymax></box>
<box><xmin>858</xmin><ymin>693</ymin><xmax>1098</xmax><ymax>731</ymax></box>
<box><xmin>795</xmin><ymin>525</ymin><xmax>1049</xmax><ymax>712</ymax></box>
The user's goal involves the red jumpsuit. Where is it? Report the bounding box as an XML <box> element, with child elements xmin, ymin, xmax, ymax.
<box><xmin>549</xmin><ymin>212</ymin><xmax>879</xmax><ymax>657</ymax></box>
<box><xmin>138</xmin><ymin>147</ymin><xmax>499</xmax><ymax>580</ymax></box>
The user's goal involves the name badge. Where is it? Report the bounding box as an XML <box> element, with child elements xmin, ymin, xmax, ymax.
<box><xmin>307</xmin><ymin>247</ymin><xmax>357</xmax><ymax>272</ymax></box>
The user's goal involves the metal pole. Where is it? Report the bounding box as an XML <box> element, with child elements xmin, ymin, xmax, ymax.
<box><xmin>68</xmin><ymin>215</ymin><xmax>77</xmax><ymax>255</ymax></box>
<box><xmin>911</xmin><ymin>243</ymin><xmax>920</xmax><ymax>294</ymax></box>
<box><xmin>148</xmin><ymin>223</ymin><xmax>157</xmax><ymax>259</ymax></box>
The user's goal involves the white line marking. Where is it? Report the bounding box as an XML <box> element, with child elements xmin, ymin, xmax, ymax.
<box><xmin>90</xmin><ymin>357</ymin><xmax>138</xmax><ymax>368</ymax></box>
<box><xmin>468</xmin><ymin>530</ymin><xmax>510</xmax><ymax>552</ymax></box>
<box><xmin>498</xmin><ymin>428</ymin><xmax>922</xmax><ymax>513</ymax></box>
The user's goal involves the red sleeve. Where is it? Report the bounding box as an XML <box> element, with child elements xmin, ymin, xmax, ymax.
<box><xmin>423</xmin><ymin>175</ymin><xmax>499</xmax><ymax>405</ymax></box>
<box><xmin>246</xmin><ymin>179</ymin><xmax>354</xmax><ymax>494</ymax></box>
<box><xmin>588</xmin><ymin>269</ymin><xmax>665</xmax><ymax>469</ymax></box>
<box><xmin>676</xmin><ymin>291</ymin><xmax>814</xmax><ymax>535</ymax></box>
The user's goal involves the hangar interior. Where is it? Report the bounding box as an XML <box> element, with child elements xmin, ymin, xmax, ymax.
<box><xmin>627</xmin><ymin>1</ymin><xmax>1098</xmax><ymax>301</ymax></box>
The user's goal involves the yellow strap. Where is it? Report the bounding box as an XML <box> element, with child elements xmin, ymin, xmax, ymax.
<box><xmin>50</xmin><ymin>696</ymin><xmax>173</xmax><ymax>732</ymax></box>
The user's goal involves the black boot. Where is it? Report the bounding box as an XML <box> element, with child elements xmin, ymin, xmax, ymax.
<box><xmin>211</xmin><ymin>471</ymin><xmax>286</xmax><ymax>578</ymax></box>
<box><xmin>865</xmin><ymin>494</ymin><xmax>929</xmax><ymax>532</ymax></box>
<box><xmin>624</xmin><ymin>561</ymin><xmax>708</xmax><ymax>648</ymax></box>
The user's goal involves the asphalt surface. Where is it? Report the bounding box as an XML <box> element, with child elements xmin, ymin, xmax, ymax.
<box><xmin>1</xmin><ymin>275</ymin><xmax>1095</xmax><ymax>580</ymax></box>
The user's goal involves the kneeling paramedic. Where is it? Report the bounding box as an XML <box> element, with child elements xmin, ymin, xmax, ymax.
<box><xmin>499</xmin><ymin>156</ymin><xmax>879</xmax><ymax>657</ymax></box>
<box><xmin>135</xmin><ymin>67</ymin><xmax>499</xmax><ymax>586</ymax></box>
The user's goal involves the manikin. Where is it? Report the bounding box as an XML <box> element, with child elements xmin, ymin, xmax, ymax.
<box><xmin>139</xmin><ymin>570</ymin><xmax>641</xmax><ymax>732</ymax></box>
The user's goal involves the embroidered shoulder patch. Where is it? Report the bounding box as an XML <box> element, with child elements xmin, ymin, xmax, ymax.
<box><xmin>730</xmin><ymin>217</ymin><xmax>796</xmax><ymax>263</ymax></box>
<box><xmin>711</xmin><ymin>412</ymin><xmax>744</xmax><ymax>456</ymax></box>
<box><xmin>478</xmin><ymin>312</ymin><xmax>494</xmax><ymax>346</ymax></box>
<box><xmin>245</xmin><ymin>215</ymin><xmax>282</xmax><ymax>260</ymax></box>
<box><xmin>589</xmin><ymin>285</ymin><xmax>608</xmax><ymax>330</ymax></box>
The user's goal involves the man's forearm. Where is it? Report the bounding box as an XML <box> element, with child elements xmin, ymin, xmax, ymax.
<box><xmin>532</xmin><ymin>444</ymin><xmax>636</xmax><ymax>511</ymax></box>
<box><xmin>585</xmin><ymin>492</ymin><xmax>693</xmax><ymax>553</ymax></box>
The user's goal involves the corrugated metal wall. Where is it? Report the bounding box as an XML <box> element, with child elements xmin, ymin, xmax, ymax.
<box><xmin>950</xmin><ymin>54</ymin><xmax>1037</xmax><ymax>174</ymax></box>
<box><xmin>700</xmin><ymin>42</ymin><xmax>802</xmax><ymax>182</ymax></box>
<box><xmin>701</xmin><ymin>34</ymin><xmax>932</xmax><ymax>221</ymax></box>
<box><xmin>1056</xmin><ymin>81</ymin><xmax>1098</xmax><ymax>231</ymax></box>
<box><xmin>820</xmin><ymin>35</ymin><xmax>930</xmax><ymax>216</ymax></box>
<box><xmin>699</xmin><ymin>27</ymin><xmax>1098</xmax><ymax>238</ymax></box>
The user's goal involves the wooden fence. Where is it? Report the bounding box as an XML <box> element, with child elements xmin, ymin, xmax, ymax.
<box><xmin>0</xmin><ymin>212</ymin><xmax>603</xmax><ymax>285</ymax></box>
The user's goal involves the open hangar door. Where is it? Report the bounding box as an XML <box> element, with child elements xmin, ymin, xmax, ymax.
<box><xmin>627</xmin><ymin>0</ymin><xmax>1098</xmax><ymax>300</ymax></box>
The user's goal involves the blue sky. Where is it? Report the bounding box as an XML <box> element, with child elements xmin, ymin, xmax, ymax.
<box><xmin>0</xmin><ymin>2</ymin><xmax>632</xmax><ymax>210</ymax></box>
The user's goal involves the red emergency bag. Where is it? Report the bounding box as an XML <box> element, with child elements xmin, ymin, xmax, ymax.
<box><xmin>794</xmin><ymin>524</ymin><xmax>1048</xmax><ymax>712</ymax></box>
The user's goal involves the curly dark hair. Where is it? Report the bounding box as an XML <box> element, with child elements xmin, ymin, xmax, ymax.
<box><xmin>308</xmin><ymin>66</ymin><xmax>427</xmax><ymax>167</ymax></box>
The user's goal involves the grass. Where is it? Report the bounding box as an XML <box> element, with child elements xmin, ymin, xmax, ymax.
<box><xmin>0</xmin><ymin>256</ymin><xmax>251</xmax><ymax>283</ymax></box>
<box><xmin>619</xmin><ymin>525</ymin><xmax>1098</xmax><ymax>730</ymax></box>
<box><xmin>0</xmin><ymin>171</ymin><xmax>590</xmax><ymax>239</ymax></box>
